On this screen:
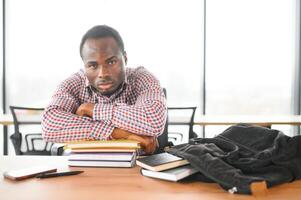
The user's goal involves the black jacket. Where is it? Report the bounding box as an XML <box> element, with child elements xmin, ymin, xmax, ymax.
<box><xmin>167</xmin><ymin>124</ymin><xmax>301</xmax><ymax>194</ymax></box>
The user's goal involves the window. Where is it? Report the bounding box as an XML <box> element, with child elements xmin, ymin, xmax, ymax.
<box><xmin>3</xmin><ymin>0</ymin><xmax>298</xmax><ymax>152</ymax></box>
<box><xmin>5</xmin><ymin>0</ymin><xmax>204</xmax><ymax>150</ymax></box>
<box><xmin>206</xmin><ymin>0</ymin><xmax>296</xmax><ymax>136</ymax></box>
<box><xmin>0</xmin><ymin>0</ymin><xmax>3</xmax><ymax>155</ymax></box>
<box><xmin>6</xmin><ymin>0</ymin><xmax>204</xmax><ymax>109</ymax></box>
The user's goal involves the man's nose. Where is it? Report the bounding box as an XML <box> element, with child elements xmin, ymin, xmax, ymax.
<box><xmin>97</xmin><ymin>65</ymin><xmax>109</xmax><ymax>77</ymax></box>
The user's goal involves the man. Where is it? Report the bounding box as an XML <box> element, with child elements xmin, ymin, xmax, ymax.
<box><xmin>42</xmin><ymin>25</ymin><xmax>167</xmax><ymax>154</ymax></box>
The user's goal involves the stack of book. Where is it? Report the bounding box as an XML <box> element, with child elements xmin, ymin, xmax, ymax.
<box><xmin>66</xmin><ymin>140</ymin><xmax>140</xmax><ymax>168</ymax></box>
<box><xmin>136</xmin><ymin>152</ymin><xmax>198</xmax><ymax>182</ymax></box>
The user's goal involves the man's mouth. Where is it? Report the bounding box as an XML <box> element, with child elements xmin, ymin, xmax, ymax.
<box><xmin>97</xmin><ymin>82</ymin><xmax>113</xmax><ymax>90</ymax></box>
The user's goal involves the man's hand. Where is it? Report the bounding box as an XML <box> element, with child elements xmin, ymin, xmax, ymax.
<box><xmin>76</xmin><ymin>104</ymin><xmax>158</xmax><ymax>154</ymax></box>
<box><xmin>127</xmin><ymin>133</ymin><xmax>158</xmax><ymax>154</ymax></box>
<box><xmin>111</xmin><ymin>128</ymin><xmax>158</xmax><ymax>154</ymax></box>
<box><xmin>76</xmin><ymin>103</ymin><xmax>95</xmax><ymax>117</ymax></box>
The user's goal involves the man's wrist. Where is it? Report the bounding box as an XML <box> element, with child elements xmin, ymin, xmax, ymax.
<box><xmin>110</xmin><ymin>128</ymin><xmax>157</xmax><ymax>154</ymax></box>
<box><xmin>85</xmin><ymin>103</ymin><xmax>94</xmax><ymax>117</ymax></box>
<box><xmin>111</xmin><ymin>128</ymin><xmax>131</xmax><ymax>139</ymax></box>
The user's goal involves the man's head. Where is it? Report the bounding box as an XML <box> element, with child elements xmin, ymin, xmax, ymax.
<box><xmin>80</xmin><ymin>25</ymin><xmax>127</xmax><ymax>96</ymax></box>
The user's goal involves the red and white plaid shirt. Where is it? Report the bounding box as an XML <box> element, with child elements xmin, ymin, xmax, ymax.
<box><xmin>42</xmin><ymin>67</ymin><xmax>167</xmax><ymax>142</ymax></box>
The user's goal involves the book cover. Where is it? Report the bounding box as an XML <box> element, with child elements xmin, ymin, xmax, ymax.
<box><xmin>71</xmin><ymin>148</ymin><xmax>137</xmax><ymax>153</ymax></box>
<box><xmin>68</xmin><ymin>159</ymin><xmax>135</xmax><ymax>168</ymax></box>
<box><xmin>136</xmin><ymin>152</ymin><xmax>189</xmax><ymax>172</ymax></box>
<box><xmin>141</xmin><ymin>165</ymin><xmax>198</xmax><ymax>182</ymax></box>
<box><xmin>66</xmin><ymin>139</ymin><xmax>140</xmax><ymax>149</ymax></box>
<box><xmin>68</xmin><ymin>152</ymin><xmax>136</xmax><ymax>161</ymax></box>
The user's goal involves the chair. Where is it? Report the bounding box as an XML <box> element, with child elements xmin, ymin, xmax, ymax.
<box><xmin>167</xmin><ymin>106</ymin><xmax>197</xmax><ymax>144</ymax></box>
<box><xmin>153</xmin><ymin>88</ymin><xmax>171</xmax><ymax>153</ymax></box>
<box><xmin>154</xmin><ymin>111</ymin><xmax>170</xmax><ymax>154</ymax></box>
<box><xmin>9</xmin><ymin>106</ymin><xmax>53</xmax><ymax>155</ymax></box>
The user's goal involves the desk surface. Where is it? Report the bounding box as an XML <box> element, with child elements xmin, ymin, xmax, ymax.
<box><xmin>169</xmin><ymin>115</ymin><xmax>301</xmax><ymax>126</ymax></box>
<box><xmin>0</xmin><ymin>114</ymin><xmax>13</xmax><ymax>125</ymax></box>
<box><xmin>0</xmin><ymin>113</ymin><xmax>43</xmax><ymax>126</ymax></box>
<box><xmin>2</xmin><ymin>114</ymin><xmax>301</xmax><ymax>126</ymax></box>
<box><xmin>1</xmin><ymin>156</ymin><xmax>301</xmax><ymax>200</ymax></box>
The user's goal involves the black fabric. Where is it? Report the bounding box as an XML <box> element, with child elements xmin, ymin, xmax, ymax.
<box><xmin>167</xmin><ymin>123</ymin><xmax>301</xmax><ymax>194</ymax></box>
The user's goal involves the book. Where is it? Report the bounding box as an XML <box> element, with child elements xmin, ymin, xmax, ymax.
<box><xmin>136</xmin><ymin>152</ymin><xmax>189</xmax><ymax>172</ymax></box>
<box><xmin>141</xmin><ymin>165</ymin><xmax>198</xmax><ymax>182</ymax></box>
<box><xmin>68</xmin><ymin>159</ymin><xmax>135</xmax><ymax>168</ymax></box>
<box><xmin>71</xmin><ymin>148</ymin><xmax>137</xmax><ymax>153</ymax></box>
<box><xmin>66</xmin><ymin>140</ymin><xmax>139</xmax><ymax>168</ymax></box>
<box><xmin>66</xmin><ymin>140</ymin><xmax>140</xmax><ymax>149</ymax></box>
<box><xmin>68</xmin><ymin>152</ymin><xmax>135</xmax><ymax>161</ymax></box>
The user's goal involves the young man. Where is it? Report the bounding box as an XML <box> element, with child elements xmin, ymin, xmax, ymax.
<box><xmin>42</xmin><ymin>25</ymin><xmax>167</xmax><ymax>154</ymax></box>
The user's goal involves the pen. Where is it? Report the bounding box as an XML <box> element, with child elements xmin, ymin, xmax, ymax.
<box><xmin>36</xmin><ymin>171</ymin><xmax>84</xmax><ymax>179</ymax></box>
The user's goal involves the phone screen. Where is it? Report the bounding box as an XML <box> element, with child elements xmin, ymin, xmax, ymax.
<box><xmin>3</xmin><ymin>165</ymin><xmax>57</xmax><ymax>181</ymax></box>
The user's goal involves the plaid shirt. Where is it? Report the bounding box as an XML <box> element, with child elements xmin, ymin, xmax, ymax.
<box><xmin>42</xmin><ymin>67</ymin><xmax>167</xmax><ymax>142</ymax></box>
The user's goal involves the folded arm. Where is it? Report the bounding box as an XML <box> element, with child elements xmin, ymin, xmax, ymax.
<box><xmin>42</xmin><ymin>70</ymin><xmax>165</xmax><ymax>154</ymax></box>
<box><xmin>92</xmin><ymin>88</ymin><xmax>166</xmax><ymax>137</ymax></box>
<box><xmin>42</xmin><ymin>89</ymin><xmax>115</xmax><ymax>143</ymax></box>
<box><xmin>74</xmin><ymin>102</ymin><xmax>158</xmax><ymax>153</ymax></box>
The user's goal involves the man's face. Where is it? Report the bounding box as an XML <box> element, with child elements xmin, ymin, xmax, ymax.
<box><xmin>82</xmin><ymin>37</ymin><xmax>127</xmax><ymax>96</ymax></box>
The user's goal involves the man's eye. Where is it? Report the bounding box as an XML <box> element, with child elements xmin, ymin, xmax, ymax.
<box><xmin>87</xmin><ymin>64</ymin><xmax>97</xmax><ymax>69</ymax></box>
<box><xmin>107</xmin><ymin>60</ymin><xmax>117</xmax><ymax>65</ymax></box>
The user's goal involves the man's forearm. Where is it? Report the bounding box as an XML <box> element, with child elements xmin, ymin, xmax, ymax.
<box><xmin>42</xmin><ymin>107</ymin><xmax>114</xmax><ymax>142</ymax></box>
<box><xmin>111</xmin><ymin>128</ymin><xmax>131</xmax><ymax>139</ymax></box>
<box><xmin>92</xmin><ymin>101</ymin><xmax>166</xmax><ymax>137</ymax></box>
<box><xmin>111</xmin><ymin>128</ymin><xmax>157</xmax><ymax>154</ymax></box>
<box><xmin>75</xmin><ymin>104</ymin><xmax>157</xmax><ymax>154</ymax></box>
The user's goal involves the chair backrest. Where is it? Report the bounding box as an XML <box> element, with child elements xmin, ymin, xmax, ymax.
<box><xmin>154</xmin><ymin>88</ymin><xmax>170</xmax><ymax>153</ymax></box>
<box><xmin>9</xmin><ymin>106</ymin><xmax>52</xmax><ymax>155</ymax></box>
<box><xmin>167</xmin><ymin>106</ymin><xmax>197</xmax><ymax>143</ymax></box>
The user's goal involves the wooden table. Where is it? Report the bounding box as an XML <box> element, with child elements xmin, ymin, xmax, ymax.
<box><xmin>0</xmin><ymin>113</ymin><xmax>42</xmax><ymax>125</ymax></box>
<box><xmin>0</xmin><ymin>114</ymin><xmax>43</xmax><ymax>155</ymax></box>
<box><xmin>0</xmin><ymin>114</ymin><xmax>13</xmax><ymax>156</ymax></box>
<box><xmin>169</xmin><ymin>115</ymin><xmax>301</xmax><ymax>126</ymax></box>
<box><xmin>0</xmin><ymin>114</ymin><xmax>13</xmax><ymax>126</ymax></box>
<box><xmin>1</xmin><ymin>114</ymin><xmax>301</xmax><ymax>155</ymax></box>
<box><xmin>1</xmin><ymin>156</ymin><xmax>301</xmax><ymax>200</ymax></box>
<box><xmin>169</xmin><ymin>115</ymin><xmax>301</xmax><ymax>137</ymax></box>
<box><xmin>195</xmin><ymin>115</ymin><xmax>301</xmax><ymax>126</ymax></box>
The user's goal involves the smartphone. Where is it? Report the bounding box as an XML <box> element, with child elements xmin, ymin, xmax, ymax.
<box><xmin>3</xmin><ymin>165</ymin><xmax>57</xmax><ymax>181</ymax></box>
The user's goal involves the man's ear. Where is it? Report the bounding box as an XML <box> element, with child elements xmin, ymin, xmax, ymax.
<box><xmin>123</xmin><ymin>51</ymin><xmax>128</xmax><ymax>65</ymax></box>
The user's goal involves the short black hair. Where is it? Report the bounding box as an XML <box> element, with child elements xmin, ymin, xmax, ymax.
<box><xmin>79</xmin><ymin>25</ymin><xmax>125</xmax><ymax>58</ymax></box>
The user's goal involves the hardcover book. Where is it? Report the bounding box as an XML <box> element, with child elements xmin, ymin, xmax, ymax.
<box><xmin>66</xmin><ymin>140</ymin><xmax>140</xmax><ymax>149</ymax></box>
<box><xmin>68</xmin><ymin>152</ymin><xmax>135</xmax><ymax>161</ymax></box>
<box><xmin>141</xmin><ymin>165</ymin><xmax>198</xmax><ymax>182</ymax></box>
<box><xmin>71</xmin><ymin>148</ymin><xmax>137</xmax><ymax>153</ymax></box>
<box><xmin>66</xmin><ymin>140</ymin><xmax>139</xmax><ymax>168</ymax></box>
<box><xmin>136</xmin><ymin>152</ymin><xmax>189</xmax><ymax>172</ymax></box>
<box><xmin>68</xmin><ymin>159</ymin><xmax>135</xmax><ymax>168</ymax></box>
